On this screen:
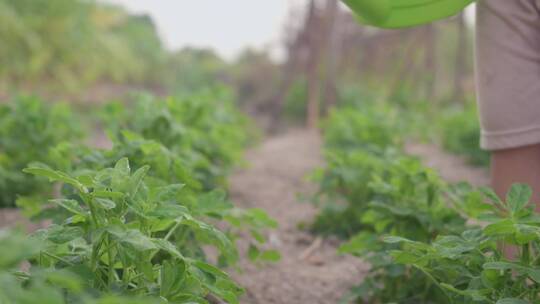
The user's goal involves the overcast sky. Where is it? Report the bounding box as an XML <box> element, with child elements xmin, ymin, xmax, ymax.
<box><xmin>104</xmin><ymin>1</ymin><xmax>476</xmax><ymax>61</ymax></box>
<box><xmin>104</xmin><ymin>0</ymin><xmax>310</xmax><ymax>60</ymax></box>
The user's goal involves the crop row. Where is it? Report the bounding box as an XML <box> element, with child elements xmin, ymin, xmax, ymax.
<box><xmin>311</xmin><ymin>104</ymin><xmax>540</xmax><ymax>304</ymax></box>
<box><xmin>0</xmin><ymin>90</ymin><xmax>277</xmax><ymax>303</ymax></box>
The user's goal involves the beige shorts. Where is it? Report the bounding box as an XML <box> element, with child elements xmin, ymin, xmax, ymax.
<box><xmin>476</xmin><ymin>0</ymin><xmax>540</xmax><ymax>151</ymax></box>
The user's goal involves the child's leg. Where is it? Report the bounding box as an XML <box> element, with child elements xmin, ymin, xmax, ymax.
<box><xmin>492</xmin><ymin>145</ymin><xmax>540</xmax><ymax>208</ymax></box>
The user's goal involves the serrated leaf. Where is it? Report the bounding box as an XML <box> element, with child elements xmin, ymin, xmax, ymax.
<box><xmin>506</xmin><ymin>184</ymin><xmax>532</xmax><ymax>215</ymax></box>
<box><xmin>46</xmin><ymin>225</ymin><xmax>84</xmax><ymax>244</ymax></box>
<box><xmin>49</xmin><ymin>199</ymin><xmax>86</xmax><ymax>216</ymax></box>
<box><xmin>114</xmin><ymin>158</ymin><xmax>130</xmax><ymax>175</ymax></box>
<box><xmin>129</xmin><ymin>165</ymin><xmax>150</xmax><ymax>196</ymax></box>
<box><xmin>24</xmin><ymin>167</ymin><xmax>84</xmax><ymax>191</ymax></box>
<box><xmin>484</xmin><ymin>219</ymin><xmax>515</xmax><ymax>236</ymax></box>
<box><xmin>93</xmin><ymin>198</ymin><xmax>116</xmax><ymax>210</ymax></box>
<box><xmin>106</xmin><ymin>226</ymin><xmax>156</xmax><ymax>251</ymax></box>
<box><xmin>160</xmin><ymin>259</ymin><xmax>187</xmax><ymax>298</ymax></box>
<box><xmin>194</xmin><ymin>190</ymin><xmax>232</xmax><ymax>217</ymax></box>
<box><xmin>153</xmin><ymin>239</ymin><xmax>184</xmax><ymax>259</ymax></box>
<box><xmin>480</xmin><ymin>187</ymin><xmax>504</xmax><ymax>208</ymax></box>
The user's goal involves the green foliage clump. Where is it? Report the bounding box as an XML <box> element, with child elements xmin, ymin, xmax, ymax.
<box><xmin>0</xmin><ymin>228</ymin><xmax>162</xmax><ymax>304</ymax></box>
<box><xmin>0</xmin><ymin>0</ymin><xmax>166</xmax><ymax>91</ymax></box>
<box><xmin>283</xmin><ymin>79</ymin><xmax>308</xmax><ymax>122</ymax></box>
<box><xmin>322</xmin><ymin>105</ymin><xmax>402</xmax><ymax>153</ymax></box>
<box><xmin>390</xmin><ymin>184</ymin><xmax>540</xmax><ymax>304</ymax></box>
<box><xmin>165</xmin><ymin>48</ymin><xmax>227</xmax><ymax>94</ymax></box>
<box><xmin>0</xmin><ymin>96</ymin><xmax>83</xmax><ymax>207</ymax></box>
<box><xmin>0</xmin><ymin>90</ymin><xmax>278</xmax><ymax>303</ymax></box>
<box><xmin>315</xmin><ymin>103</ymin><xmax>537</xmax><ymax>304</ymax></box>
<box><xmin>311</xmin><ymin>105</ymin><xmax>405</xmax><ymax>237</ymax></box>
<box><xmin>100</xmin><ymin>89</ymin><xmax>253</xmax><ymax>190</ymax></box>
<box><xmin>24</xmin><ymin>159</ymin><xmax>243</xmax><ymax>303</ymax></box>
<box><xmin>439</xmin><ymin>104</ymin><xmax>490</xmax><ymax>167</ymax></box>
<box><xmin>336</xmin><ymin>157</ymin><xmax>467</xmax><ymax>303</ymax></box>
<box><xmin>312</xmin><ymin>105</ymin><xmax>469</xmax><ymax>303</ymax></box>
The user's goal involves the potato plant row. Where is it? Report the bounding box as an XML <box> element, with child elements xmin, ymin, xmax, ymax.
<box><xmin>0</xmin><ymin>91</ymin><xmax>277</xmax><ymax>303</ymax></box>
<box><xmin>312</xmin><ymin>105</ymin><xmax>540</xmax><ymax>304</ymax></box>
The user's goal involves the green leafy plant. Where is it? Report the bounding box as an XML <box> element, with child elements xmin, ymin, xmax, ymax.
<box><xmin>322</xmin><ymin>105</ymin><xmax>402</xmax><ymax>153</ymax></box>
<box><xmin>100</xmin><ymin>90</ymin><xmax>253</xmax><ymax>190</ymax></box>
<box><xmin>388</xmin><ymin>184</ymin><xmax>540</xmax><ymax>304</ymax></box>
<box><xmin>326</xmin><ymin>154</ymin><xmax>466</xmax><ymax>303</ymax></box>
<box><xmin>439</xmin><ymin>103</ymin><xmax>490</xmax><ymax>167</ymax></box>
<box><xmin>0</xmin><ymin>229</ymin><xmax>62</xmax><ymax>303</ymax></box>
<box><xmin>0</xmin><ymin>229</ymin><xmax>171</xmax><ymax>303</ymax></box>
<box><xmin>24</xmin><ymin>158</ymin><xmax>244</xmax><ymax>303</ymax></box>
<box><xmin>0</xmin><ymin>96</ymin><xmax>83</xmax><ymax>207</ymax></box>
<box><xmin>312</xmin><ymin>106</ymin><xmax>470</xmax><ymax>303</ymax></box>
<box><xmin>0</xmin><ymin>0</ymin><xmax>167</xmax><ymax>91</ymax></box>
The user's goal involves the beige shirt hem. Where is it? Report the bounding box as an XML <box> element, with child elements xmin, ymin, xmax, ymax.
<box><xmin>481</xmin><ymin>125</ymin><xmax>540</xmax><ymax>151</ymax></box>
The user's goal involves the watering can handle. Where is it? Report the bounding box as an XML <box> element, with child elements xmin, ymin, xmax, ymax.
<box><xmin>342</xmin><ymin>0</ymin><xmax>475</xmax><ymax>29</ymax></box>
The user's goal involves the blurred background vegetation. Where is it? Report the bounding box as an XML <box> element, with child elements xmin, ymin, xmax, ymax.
<box><xmin>0</xmin><ymin>0</ymin><xmax>481</xmax><ymax>161</ymax></box>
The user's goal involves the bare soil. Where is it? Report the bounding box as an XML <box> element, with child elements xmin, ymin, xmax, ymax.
<box><xmin>230</xmin><ymin>129</ymin><xmax>368</xmax><ymax>304</ymax></box>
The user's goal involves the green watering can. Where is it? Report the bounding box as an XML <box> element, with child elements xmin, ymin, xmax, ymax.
<box><xmin>343</xmin><ymin>0</ymin><xmax>475</xmax><ymax>28</ymax></box>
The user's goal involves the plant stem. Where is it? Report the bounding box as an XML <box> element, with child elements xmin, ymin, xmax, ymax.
<box><xmin>107</xmin><ymin>234</ymin><xmax>114</xmax><ymax>287</ymax></box>
<box><xmin>164</xmin><ymin>221</ymin><xmax>181</xmax><ymax>241</ymax></box>
<box><xmin>42</xmin><ymin>251</ymin><xmax>74</xmax><ymax>266</ymax></box>
<box><xmin>522</xmin><ymin>243</ymin><xmax>530</xmax><ymax>265</ymax></box>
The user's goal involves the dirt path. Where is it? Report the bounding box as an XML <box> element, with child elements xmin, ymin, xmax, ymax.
<box><xmin>230</xmin><ymin>129</ymin><xmax>368</xmax><ymax>304</ymax></box>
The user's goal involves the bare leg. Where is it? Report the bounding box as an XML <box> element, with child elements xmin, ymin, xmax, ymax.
<box><xmin>491</xmin><ymin>144</ymin><xmax>540</xmax><ymax>208</ymax></box>
<box><xmin>491</xmin><ymin>144</ymin><xmax>540</xmax><ymax>258</ymax></box>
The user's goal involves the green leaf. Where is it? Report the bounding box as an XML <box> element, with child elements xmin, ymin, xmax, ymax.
<box><xmin>249</xmin><ymin>229</ymin><xmax>266</xmax><ymax>244</ymax></box>
<box><xmin>441</xmin><ymin>283</ymin><xmax>487</xmax><ymax>301</ymax></box>
<box><xmin>390</xmin><ymin>250</ymin><xmax>422</xmax><ymax>264</ymax></box>
<box><xmin>24</xmin><ymin>167</ymin><xmax>85</xmax><ymax>192</ymax></box>
<box><xmin>16</xmin><ymin>196</ymin><xmax>44</xmax><ymax>218</ymax></box>
<box><xmin>129</xmin><ymin>165</ymin><xmax>150</xmax><ymax>196</ymax></box>
<box><xmin>496</xmin><ymin>299</ymin><xmax>529</xmax><ymax>304</ymax></box>
<box><xmin>149</xmin><ymin>203</ymin><xmax>189</xmax><ymax>219</ymax></box>
<box><xmin>483</xmin><ymin>262</ymin><xmax>525</xmax><ymax>272</ymax></box>
<box><xmin>190</xmin><ymin>260</ymin><xmax>230</xmax><ymax>280</ymax></box>
<box><xmin>114</xmin><ymin>158</ymin><xmax>130</xmax><ymax>175</ymax></box>
<box><xmin>46</xmin><ymin>225</ymin><xmax>84</xmax><ymax>244</ymax></box>
<box><xmin>506</xmin><ymin>184</ymin><xmax>532</xmax><ymax>214</ymax></box>
<box><xmin>527</xmin><ymin>268</ymin><xmax>540</xmax><ymax>283</ymax></box>
<box><xmin>93</xmin><ymin>198</ymin><xmax>116</xmax><ymax>210</ymax></box>
<box><xmin>153</xmin><ymin>184</ymin><xmax>185</xmax><ymax>201</ymax></box>
<box><xmin>383</xmin><ymin>236</ymin><xmax>412</xmax><ymax>244</ymax></box>
<box><xmin>247</xmin><ymin>244</ymin><xmax>260</xmax><ymax>262</ymax></box>
<box><xmin>43</xmin><ymin>269</ymin><xmax>83</xmax><ymax>292</ymax></box>
<box><xmin>106</xmin><ymin>226</ymin><xmax>157</xmax><ymax>251</ymax></box>
<box><xmin>259</xmin><ymin>250</ymin><xmax>281</xmax><ymax>262</ymax></box>
<box><xmin>194</xmin><ymin>190</ymin><xmax>232</xmax><ymax>217</ymax></box>
<box><xmin>92</xmin><ymin>190</ymin><xmax>124</xmax><ymax>200</ymax></box>
<box><xmin>153</xmin><ymin>239</ymin><xmax>185</xmax><ymax>259</ymax></box>
<box><xmin>339</xmin><ymin>232</ymin><xmax>379</xmax><ymax>255</ymax></box>
<box><xmin>49</xmin><ymin>199</ymin><xmax>87</xmax><ymax>216</ymax></box>
<box><xmin>480</xmin><ymin>187</ymin><xmax>504</xmax><ymax>208</ymax></box>
<box><xmin>160</xmin><ymin>260</ymin><xmax>187</xmax><ymax>298</ymax></box>
<box><xmin>484</xmin><ymin>219</ymin><xmax>515</xmax><ymax>236</ymax></box>
<box><xmin>178</xmin><ymin>215</ymin><xmax>233</xmax><ymax>252</ymax></box>
<box><xmin>0</xmin><ymin>230</ymin><xmax>43</xmax><ymax>268</ymax></box>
